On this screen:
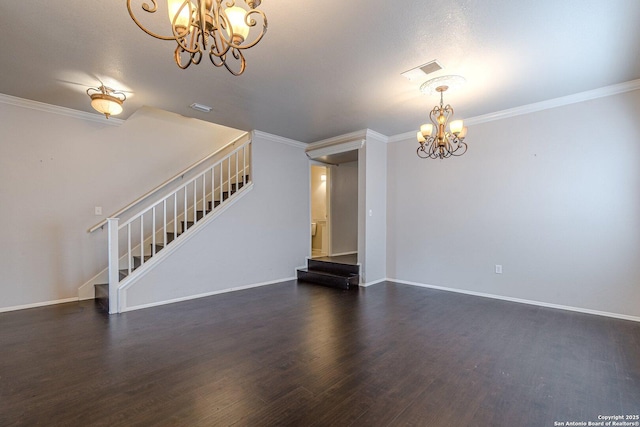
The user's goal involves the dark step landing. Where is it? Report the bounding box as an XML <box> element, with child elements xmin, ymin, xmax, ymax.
<box><xmin>296</xmin><ymin>256</ymin><xmax>360</xmax><ymax>290</ymax></box>
<box><xmin>94</xmin><ymin>267</ymin><xmax>132</xmax><ymax>311</ymax></box>
<box><xmin>94</xmin><ymin>283</ymin><xmax>109</xmax><ymax>312</ymax></box>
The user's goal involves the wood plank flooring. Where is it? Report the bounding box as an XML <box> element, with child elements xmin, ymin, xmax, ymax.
<box><xmin>1</xmin><ymin>281</ymin><xmax>639</xmax><ymax>426</ymax></box>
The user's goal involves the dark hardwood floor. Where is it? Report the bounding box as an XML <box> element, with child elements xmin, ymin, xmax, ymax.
<box><xmin>1</xmin><ymin>281</ymin><xmax>639</xmax><ymax>426</ymax></box>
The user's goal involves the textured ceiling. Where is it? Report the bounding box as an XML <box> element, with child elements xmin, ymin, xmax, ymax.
<box><xmin>1</xmin><ymin>1</ymin><xmax>639</xmax><ymax>143</ymax></box>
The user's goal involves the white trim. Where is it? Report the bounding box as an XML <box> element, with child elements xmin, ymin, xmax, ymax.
<box><xmin>360</xmin><ymin>278</ymin><xmax>386</xmax><ymax>287</ymax></box>
<box><xmin>364</xmin><ymin>129</ymin><xmax>389</xmax><ymax>143</ymax></box>
<box><xmin>464</xmin><ymin>78</ymin><xmax>640</xmax><ymax>126</ymax></box>
<box><xmin>389</xmin><ymin>278</ymin><xmax>640</xmax><ymax>323</ymax></box>
<box><xmin>306</xmin><ymin>139</ymin><xmax>365</xmax><ymax>160</ymax></box>
<box><xmin>309</xmin><ymin>129</ymin><xmax>368</xmax><ymax>147</ymax></box>
<box><xmin>252</xmin><ymin>130</ymin><xmax>306</xmax><ymax>149</ymax></box>
<box><xmin>387</xmin><ymin>131</ymin><xmax>415</xmax><ymax>144</ymax></box>
<box><xmin>388</xmin><ymin>78</ymin><xmax>640</xmax><ymax>143</ymax></box>
<box><xmin>0</xmin><ymin>297</ymin><xmax>79</xmax><ymax>313</ymax></box>
<box><xmin>330</xmin><ymin>251</ymin><xmax>357</xmax><ymax>257</ymax></box>
<box><xmin>121</xmin><ymin>276</ymin><xmax>295</xmax><ymax>312</ymax></box>
<box><xmin>0</xmin><ymin>93</ymin><xmax>124</xmax><ymax>126</ymax></box>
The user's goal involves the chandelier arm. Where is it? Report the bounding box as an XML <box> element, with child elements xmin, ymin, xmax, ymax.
<box><xmin>417</xmin><ymin>146</ymin><xmax>429</xmax><ymax>159</ymax></box>
<box><xmin>221</xmin><ymin>48</ymin><xmax>246</xmax><ymax>76</ymax></box>
<box><xmin>174</xmin><ymin>46</ymin><xmax>193</xmax><ymax>69</ymax></box>
<box><xmin>175</xmin><ymin>38</ymin><xmax>204</xmax><ymax>68</ymax></box>
<box><xmin>450</xmin><ymin>142</ymin><xmax>468</xmax><ymax>157</ymax></box>
<box><xmin>214</xmin><ymin>0</ymin><xmax>236</xmax><ymax>47</ymax></box>
<box><xmin>215</xmin><ymin>2</ymin><xmax>267</xmax><ymax>49</ymax></box>
<box><xmin>235</xmin><ymin>9</ymin><xmax>267</xmax><ymax>49</ymax></box>
<box><xmin>208</xmin><ymin>28</ymin><xmax>232</xmax><ymax>59</ymax></box>
<box><xmin>127</xmin><ymin>0</ymin><xmax>181</xmax><ymax>41</ymax></box>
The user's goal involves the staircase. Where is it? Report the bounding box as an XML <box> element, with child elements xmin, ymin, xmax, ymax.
<box><xmin>296</xmin><ymin>256</ymin><xmax>360</xmax><ymax>290</ymax></box>
<box><xmin>89</xmin><ymin>136</ymin><xmax>252</xmax><ymax>314</ymax></box>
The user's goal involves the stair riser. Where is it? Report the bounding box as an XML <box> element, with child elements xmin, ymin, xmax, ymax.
<box><xmin>307</xmin><ymin>259</ymin><xmax>360</xmax><ymax>276</ymax></box>
<box><xmin>297</xmin><ymin>270</ymin><xmax>356</xmax><ymax>290</ymax></box>
<box><xmin>94</xmin><ymin>284</ymin><xmax>109</xmax><ymax>312</ymax></box>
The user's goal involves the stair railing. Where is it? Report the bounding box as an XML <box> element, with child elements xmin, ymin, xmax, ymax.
<box><xmin>106</xmin><ymin>138</ymin><xmax>252</xmax><ymax>313</ymax></box>
<box><xmin>89</xmin><ymin>132</ymin><xmax>249</xmax><ymax>233</ymax></box>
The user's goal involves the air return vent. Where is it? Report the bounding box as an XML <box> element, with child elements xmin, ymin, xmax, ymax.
<box><xmin>401</xmin><ymin>60</ymin><xmax>443</xmax><ymax>81</ymax></box>
<box><xmin>190</xmin><ymin>103</ymin><xmax>212</xmax><ymax>113</ymax></box>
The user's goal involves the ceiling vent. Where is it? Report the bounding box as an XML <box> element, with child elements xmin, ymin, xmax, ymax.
<box><xmin>190</xmin><ymin>103</ymin><xmax>212</xmax><ymax>113</ymax></box>
<box><xmin>401</xmin><ymin>60</ymin><xmax>443</xmax><ymax>81</ymax></box>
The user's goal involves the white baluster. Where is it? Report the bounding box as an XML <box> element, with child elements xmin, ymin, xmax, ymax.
<box><xmin>163</xmin><ymin>199</ymin><xmax>167</xmax><ymax>250</ymax></box>
<box><xmin>140</xmin><ymin>216</ymin><xmax>144</xmax><ymax>267</ymax></box>
<box><xmin>192</xmin><ymin>181</ymin><xmax>197</xmax><ymax>224</ymax></box>
<box><xmin>127</xmin><ymin>223</ymin><xmax>132</xmax><ymax>275</ymax></box>
<box><xmin>107</xmin><ymin>218</ymin><xmax>119</xmax><ymax>314</ymax></box>
<box><xmin>152</xmin><ymin>205</ymin><xmax>156</xmax><ymax>256</ymax></box>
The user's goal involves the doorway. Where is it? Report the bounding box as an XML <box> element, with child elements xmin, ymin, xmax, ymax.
<box><xmin>310</xmin><ymin>165</ymin><xmax>330</xmax><ymax>257</ymax></box>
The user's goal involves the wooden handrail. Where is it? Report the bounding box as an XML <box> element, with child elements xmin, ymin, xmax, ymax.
<box><xmin>88</xmin><ymin>132</ymin><xmax>249</xmax><ymax>233</ymax></box>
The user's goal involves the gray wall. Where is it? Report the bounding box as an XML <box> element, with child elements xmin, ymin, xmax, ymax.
<box><xmin>362</xmin><ymin>132</ymin><xmax>387</xmax><ymax>283</ymax></box>
<box><xmin>124</xmin><ymin>133</ymin><xmax>309</xmax><ymax>309</ymax></box>
<box><xmin>330</xmin><ymin>160</ymin><xmax>358</xmax><ymax>254</ymax></box>
<box><xmin>387</xmin><ymin>89</ymin><xmax>640</xmax><ymax>318</ymax></box>
<box><xmin>0</xmin><ymin>102</ymin><xmax>243</xmax><ymax>310</ymax></box>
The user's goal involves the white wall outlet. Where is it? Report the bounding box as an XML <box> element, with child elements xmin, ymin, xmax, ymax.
<box><xmin>95</xmin><ymin>206</ymin><xmax>102</xmax><ymax>216</ymax></box>
<box><xmin>495</xmin><ymin>264</ymin><xmax>503</xmax><ymax>274</ymax></box>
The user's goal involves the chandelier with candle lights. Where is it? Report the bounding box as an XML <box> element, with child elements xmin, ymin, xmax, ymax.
<box><xmin>416</xmin><ymin>76</ymin><xmax>469</xmax><ymax>159</ymax></box>
<box><xmin>127</xmin><ymin>0</ymin><xmax>267</xmax><ymax>76</ymax></box>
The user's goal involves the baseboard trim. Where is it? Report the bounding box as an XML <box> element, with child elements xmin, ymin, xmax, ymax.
<box><xmin>330</xmin><ymin>251</ymin><xmax>357</xmax><ymax>257</ymax></box>
<box><xmin>360</xmin><ymin>278</ymin><xmax>386</xmax><ymax>288</ymax></box>
<box><xmin>389</xmin><ymin>278</ymin><xmax>640</xmax><ymax>323</ymax></box>
<box><xmin>0</xmin><ymin>297</ymin><xmax>79</xmax><ymax>313</ymax></box>
<box><xmin>121</xmin><ymin>276</ymin><xmax>296</xmax><ymax>313</ymax></box>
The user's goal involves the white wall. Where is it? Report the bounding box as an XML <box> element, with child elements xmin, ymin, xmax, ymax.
<box><xmin>123</xmin><ymin>133</ymin><xmax>309</xmax><ymax>309</ymax></box>
<box><xmin>361</xmin><ymin>131</ymin><xmax>387</xmax><ymax>283</ymax></box>
<box><xmin>0</xmin><ymin>100</ymin><xmax>244</xmax><ymax>310</ymax></box>
<box><xmin>330</xmin><ymin>160</ymin><xmax>358</xmax><ymax>254</ymax></box>
<box><xmin>387</xmin><ymin>89</ymin><xmax>640</xmax><ymax>318</ymax></box>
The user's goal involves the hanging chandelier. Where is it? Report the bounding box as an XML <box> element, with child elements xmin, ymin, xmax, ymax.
<box><xmin>416</xmin><ymin>76</ymin><xmax>468</xmax><ymax>159</ymax></box>
<box><xmin>87</xmin><ymin>85</ymin><xmax>127</xmax><ymax>119</ymax></box>
<box><xmin>126</xmin><ymin>0</ymin><xmax>267</xmax><ymax>76</ymax></box>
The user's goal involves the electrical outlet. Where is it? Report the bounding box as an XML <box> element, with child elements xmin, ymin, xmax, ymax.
<box><xmin>495</xmin><ymin>264</ymin><xmax>503</xmax><ymax>274</ymax></box>
<box><xmin>95</xmin><ymin>206</ymin><xmax>102</xmax><ymax>216</ymax></box>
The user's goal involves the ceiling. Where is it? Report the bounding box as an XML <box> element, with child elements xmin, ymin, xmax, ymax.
<box><xmin>1</xmin><ymin>1</ymin><xmax>639</xmax><ymax>143</ymax></box>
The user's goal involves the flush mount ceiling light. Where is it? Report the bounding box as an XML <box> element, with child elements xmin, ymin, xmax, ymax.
<box><xmin>86</xmin><ymin>85</ymin><xmax>127</xmax><ymax>119</ymax></box>
<box><xmin>127</xmin><ymin>0</ymin><xmax>267</xmax><ymax>76</ymax></box>
<box><xmin>416</xmin><ymin>75</ymin><xmax>469</xmax><ymax>159</ymax></box>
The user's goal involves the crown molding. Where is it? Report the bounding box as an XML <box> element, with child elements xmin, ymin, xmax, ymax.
<box><xmin>252</xmin><ymin>130</ymin><xmax>306</xmax><ymax>149</ymax></box>
<box><xmin>0</xmin><ymin>93</ymin><xmax>124</xmax><ymax>126</ymax></box>
<box><xmin>308</xmin><ymin>129</ymin><xmax>368</xmax><ymax>149</ymax></box>
<box><xmin>364</xmin><ymin>129</ymin><xmax>389</xmax><ymax>143</ymax></box>
<box><xmin>464</xmin><ymin>78</ymin><xmax>640</xmax><ymax>126</ymax></box>
<box><xmin>388</xmin><ymin>78</ymin><xmax>640</xmax><ymax>143</ymax></box>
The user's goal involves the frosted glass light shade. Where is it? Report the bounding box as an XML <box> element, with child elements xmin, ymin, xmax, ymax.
<box><xmin>420</xmin><ymin>124</ymin><xmax>433</xmax><ymax>137</ymax></box>
<box><xmin>90</xmin><ymin>95</ymin><xmax>123</xmax><ymax>118</ymax></box>
<box><xmin>225</xmin><ymin>6</ymin><xmax>250</xmax><ymax>43</ymax></box>
<box><xmin>450</xmin><ymin>120</ymin><xmax>464</xmax><ymax>134</ymax></box>
<box><xmin>416</xmin><ymin>131</ymin><xmax>426</xmax><ymax>143</ymax></box>
<box><xmin>167</xmin><ymin>0</ymin><xmax>193</xmax><ymax>29</ymax></box>
<box><xmin>458</xmin><ymin>126</ymin><xmax>468</xmax><ymax>139</ymax></box>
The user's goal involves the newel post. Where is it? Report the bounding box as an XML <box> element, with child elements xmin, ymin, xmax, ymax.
<box><xmin>107</xmin><ymin>218</ymin><xmax>119</xmax><ymax>314</ymax></box>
